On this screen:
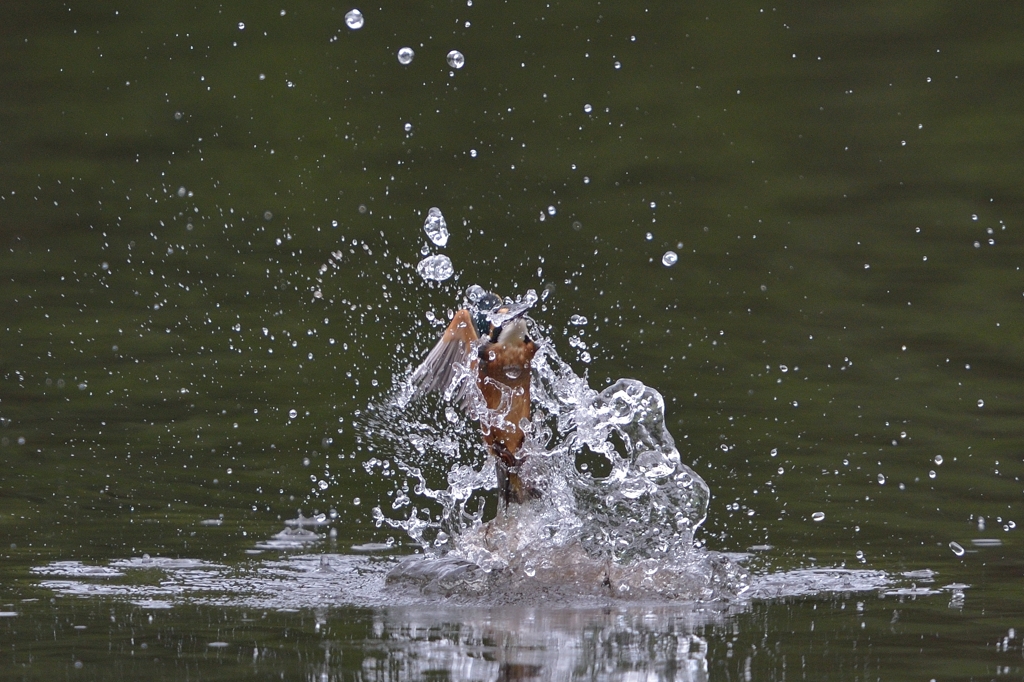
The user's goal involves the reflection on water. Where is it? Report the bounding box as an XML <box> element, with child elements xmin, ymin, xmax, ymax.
<box><xmin>363</xmin><ymin>605</ymin><xmax>714</xmax><ymax>682</ymax></box>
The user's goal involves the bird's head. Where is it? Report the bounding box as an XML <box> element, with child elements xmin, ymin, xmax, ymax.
<box><xmin>465</xmin><ymin>290</ymin><xmax>502</xmax><ymax>338</ymax></box>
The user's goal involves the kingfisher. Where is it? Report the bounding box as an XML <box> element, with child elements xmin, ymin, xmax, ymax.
<box><xmin>411</xmin><ymin>288</ymin><xmax>540</xmax><ymax>505</ymax></box>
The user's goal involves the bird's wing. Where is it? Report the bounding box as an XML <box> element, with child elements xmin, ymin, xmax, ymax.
<box><xmin>410</xmin><ymin>308</ymin><xmax>479</xmax><ymax>400</ymax></box>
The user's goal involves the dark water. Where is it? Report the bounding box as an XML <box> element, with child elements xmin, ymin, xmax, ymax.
<box><xmin>3</xmin><ymin>0</ymin><xmax>1024</xmax><ymax>679</ymax></box>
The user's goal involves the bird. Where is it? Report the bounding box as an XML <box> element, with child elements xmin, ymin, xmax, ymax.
<box><xmin>410</xmin><ymin>289</ymin><xmax>540</xmax><ymax>505</ymax></box>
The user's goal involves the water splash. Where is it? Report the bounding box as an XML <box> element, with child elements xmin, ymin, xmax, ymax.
<box><xmin>344</xmin><ymin>9</ymin><xmax>364</xmax><ymax>30</ymax></box>
<box><xmin>415</xmin><ymin>254</ymin><xmax>454</xmax><ymax>281</ymax></box>
<box><xmin>363</xmin><ymin>288</ymin><xmax>748</xmax><ymax>600</ymax></box>
<box><xmin>422</xmin><ymin>207</ymin><xmax>449</xmax><ymax>247</ymax></box>
<box><xmin>446</xmin><ymin>50</ymin><xmax>465</xmax><ymax>70</ymax></box>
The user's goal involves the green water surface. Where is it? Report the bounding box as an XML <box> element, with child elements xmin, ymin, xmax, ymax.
<box><xmin>2</xmin><ymin>0</ymin><xmax>1024</xmax><ymax>679</ymax></box>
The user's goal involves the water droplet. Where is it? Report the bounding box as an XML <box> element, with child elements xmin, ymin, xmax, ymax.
<box><xmin>547</xmin><ymin>205</ymin><xmax>557</xmax><ymax>216</ymax></box>
<box><xmin>403</xmin><ymin>122</ymin><xmax>412</xmax><ymax>132</ymax></box>
<box><xmin>397</xmin><ymin>47</ymin><xmax>414</xmax><ymax>65</ymax></box>
<box><xmin>877</xmin><ymin>473</ymin><xmax>886</xmax><ymax>485</ymax></box>
<box><xmin>288</xmin><ymin>409</ymin><xmax>298</xmax><ymax>419</ymax></box>
<box><xmin>503</xmin><ymin>366</ymin><xmax>522</xmax><ymax>380</ymax></box>
<box><xmin>524</xmin><ymin>564</ymin><xmax>536</xmax><ymax>577</ymax></box>
<box><xmin>934</xmin><ymin>454</ymin><xmax>943</xmax><ymax>465</ymax></box>
<box><xmin>569</xmin><ymin>314</ymin><xmax>588</xmax><ymax>325</ymax></box>
<box><xmin>949</xmin><ymin>541</ymin><xmax>965</xmax><ymax>556</ymax></box>
<box><xmin>177</xmin><ymin>186</ymin><xmax>186</xmax><ymax>197</ymax></box>
<box><xmin>928</xmin><ymin>470</ymin><xmax>936</xmax><ymax>479</ymax></box>
<box><xmin>446</xmin><ymin>50</ymin><xmax>465</xmax><ymax>69</ymax></box>
<box><xmin>661</xmin><ymin>251</ymin><xmax>678</xmax><ymax>267</ymax></box>
<box><xmin>237</xmin><ymin>22</ymin><xmax>245</xmax><ymax>30</ymax></box>
<box><xmin>422</xmin><ymin>207</ymin><xmax>449</xmax><ymax>246</ymax></box>
<box><xmin>613</xmin><ymin>60</ymin><xmax>621</xmax><ymax>69</ymax></box>
<box><xmin>352</xmin><ymin>497</ymin><xmax>361</xmax><ymax>506</ymax></box>
<box><xmin>812</xmin><ymin>511</ymin><xmax>825</xmax><ymax>522</ymax></box>
<box><xmin>416</xmin><ymin>254</ymin><xmax>454</xmax><ymax>281</ymax></box>
<box><xmin>318</xmin><ymin>480</ymin><xmax>328</xmax><ymax>490</ymax></box>
<box><xmin>583</xmin><ymin>103</ymin><xmax>592</xmax><ymax>114</ymax></box>
<box><xmin>977</xmin><ymin>399</ymin><xmax>984</xmax><ymax>408</ymax></box>
<box><xmin>469</xmin><ymin>149</ymin><xmax>477</xmax><ymax>158</ymax></box>
<box><xmin>344</xmin><ymin>9</ymin><xmax>364</xmax><ymax>29</ymax></box>
<box><xmin>770</xmin><ymin>448</ymin><xmax>778</xmax><ymax>457</ymax></box>
<box><xmin>855</xmin><ymin>550</ymin><xmax>865</xmax><ymax>562</ymax></box>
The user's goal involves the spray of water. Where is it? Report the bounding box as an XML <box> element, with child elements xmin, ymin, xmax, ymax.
<box><xmin>361</xmin><ymin>288</ymin><xmax>749</xmax><ymax>601</ymax></box>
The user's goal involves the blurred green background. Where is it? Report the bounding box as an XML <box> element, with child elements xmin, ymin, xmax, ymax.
<box><xmin>2</xmin><ymin>0</ymin><xmax>1024</xmax><ymax>678</ymax></box>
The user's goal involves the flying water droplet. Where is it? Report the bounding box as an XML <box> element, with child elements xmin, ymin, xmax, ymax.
<box><xmin>397</xmin><ymin>47</ymin><xmax>414</xmax><ymax>65</ymax></box>
<box><xmin>661</xmin><ymin>251</ymin><xmax>678</xmax><ymax>267</ymax></box>
<box><xmin>422</xmin><ymin>207</ymin><xmax>449</xmax><ymax>246</ymax></box>
<box><xmin>812</xmin><ymin>511</ymin><xmax>825</xmax><ymax>522</ymax></box>
<box><xmin>344</xmin><ymin>9</ymin><xmax>364</xmax><ymax>29</ymax></box>
<box><xmin>949</xmin><ymin>541</ymin><xmax>965</xmax><ymax>556</ymax></box>
<box><xmin>416</xmin><ymin>255</ymin><xmax>454</xmax><ymax>281</ymax></box>
<box><xmin>446</xmin><ymin>50</ymin><xmax>465</xmax><ymax>69</ymax></box>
